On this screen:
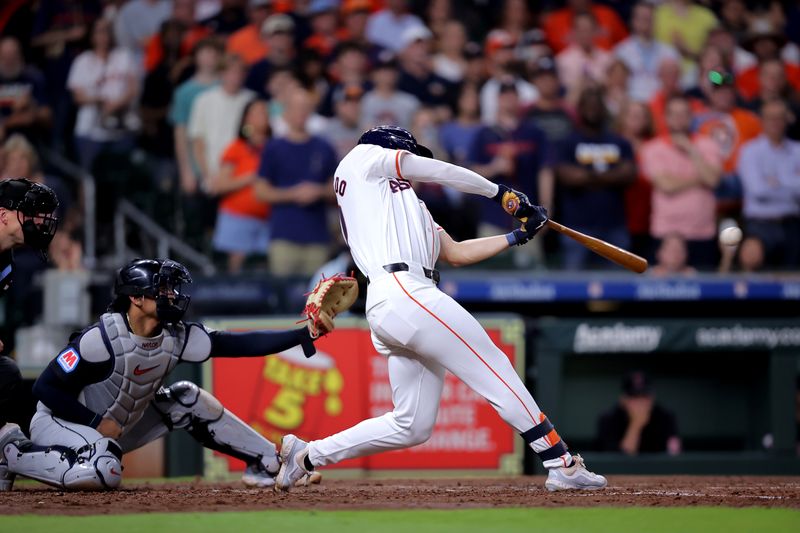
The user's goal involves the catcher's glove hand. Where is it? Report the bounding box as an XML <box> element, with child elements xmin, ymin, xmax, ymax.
<box><xmin>303</xmin><ymin>274</ymin><xmax>359</xmax><ymax>339</ymax></box>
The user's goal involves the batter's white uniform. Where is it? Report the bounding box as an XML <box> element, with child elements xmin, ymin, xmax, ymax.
<box><xmin>307</xmin><ymin>144</ymin><xmax>572</xmax><ymax>469</ymax></box>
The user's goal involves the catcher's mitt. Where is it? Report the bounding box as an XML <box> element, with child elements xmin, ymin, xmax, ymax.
<box><xmin>303</xmin><ymin>274</ymin><xmax>359</xmax><ymax>338</ymax></box>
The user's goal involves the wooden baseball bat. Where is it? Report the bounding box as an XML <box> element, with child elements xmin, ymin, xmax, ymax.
<box><xmin>544</xmin><ymin>219</ymin><xmax>648</xmax><ymax>273</ymax></box>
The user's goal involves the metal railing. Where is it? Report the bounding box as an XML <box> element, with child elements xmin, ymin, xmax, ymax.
<box><xmin>40</xmin><ymin>148</ymin><xmax>96</xmax><ymax>269</ymax></box>
<box><xmin>114</xmin><ymin>199</ymin><xmax>216</xmax><ymax>275</ymax></box>
<box><xmin>42</xmin><ymin>148</ymin><xmax>214</xmax><ymax>275</ymax></box>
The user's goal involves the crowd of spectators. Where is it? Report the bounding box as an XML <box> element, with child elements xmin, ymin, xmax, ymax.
<box><xmin>1</xmin><ymin>0</ymin><xmax>799</xmax><ymax>276</ymax></box>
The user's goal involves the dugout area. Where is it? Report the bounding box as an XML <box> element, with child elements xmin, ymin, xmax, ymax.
<box><xmin>529</xmin><ymin>318</ymin><xmax>800</xmax><ymax>475</ymax></box>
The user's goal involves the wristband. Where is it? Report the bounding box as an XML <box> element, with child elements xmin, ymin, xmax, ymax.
<box><xmin>505</xmin><ymin>229</ymin><xmax>527</xmax><ymax>247</ymax></box>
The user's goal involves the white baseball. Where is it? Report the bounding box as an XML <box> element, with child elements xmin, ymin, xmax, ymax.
<box><xmin>719</xmin><ymin>226</ymin><xmax>742</xmax><ymax>246</ymax></box>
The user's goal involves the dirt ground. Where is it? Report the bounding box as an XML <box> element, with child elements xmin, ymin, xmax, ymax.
<box><xmin>2</xmin><ymin>476</ymin><xmax>799</xmax><ymax>515</ymax></box>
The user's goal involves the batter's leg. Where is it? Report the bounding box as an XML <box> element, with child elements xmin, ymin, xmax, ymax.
<box><xmin>308</xmin><ymin>348</ymin><xmax>446</xmax><ymax>467</ymax></box>
<box><xmin>386</xmin><ymin>275</ymin><xmax>571</xmax><ymax>469</ymax></box>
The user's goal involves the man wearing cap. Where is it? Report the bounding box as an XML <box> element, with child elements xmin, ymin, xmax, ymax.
<box><xmin>480</xmin><ymin>29</ymin><xmax>538</xmax><ymax>126</ymax></box>
<box><xmin>322</xmin><ymin>84</ymin><xmax>364</xmax><ymax>159</ymax></box>
<box><xmin>338</xmin><ymin>0</ymin><xmax>373</xmax><ymax>47</ymax></box>
<box><xmin>527</xmin><ymin>56</ymin><xmax>574</xmax><ymax>153</ymax></box>
<box><xmin>227</xmin><ymin>0</ymin><xmax>273</xmax><ymax>66</ymax></box>
<box><xmin>469</xmin><ymin>79</ymin><xmax>553</xmax><ymax>259</ymax></box>
<box><xmin>596</xmin><ymin>371</ymin><xmax>681</xmax><ymax>455</ymax></box>
<box><xmin>365</xmin><ymin>0</ymin><xmax>425</xmax><ymax>53</ymax></box>
<box><xmin>245</xmin><ymin>13</ymin><xmax>296</xmax><ymax>97</ymax></box>
<box><xmin>361</xmin><ymin>51</ymin><xmax>419</xmax><ymax>130</ymax></box>
<box><xmin>0</xmin><ymin>178</ymin><xmax>59</xmax><ymax>456</ymax></box>
<box><xmin>695</xmin><ymin>70</ymin><xmax>762</xmax><ymax>205</ymax></box>
<box><xmin>397</xmin><ymin>25</ymin><xmax>456</xmax><ymax>115</ymax></box>
<box><xmin>304</xmin><ymin>0</ymin><xmax>342</xmax><ymax>60</ymax></box>
<box><xmin>735</xmin><ymin>17</ymin><xmax>800</xmax><ymax>102</ymax></box>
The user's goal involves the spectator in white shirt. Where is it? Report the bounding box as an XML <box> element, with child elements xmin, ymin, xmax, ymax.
<box><xmin>615</xmin><ymin>2</ymin><xmax>680</xmax><ymax>102</ymax></box>
<box><xmin>479</xmin><ymin>29</ymin><xmax>538</xmax><ymax>126</ymax></box>
<box><xmin>432</xmin><ymin>20</ymin><xmax>468</xmax><ymax>84</ymax></box>
<box><xmin>365</xmin><ymin>0</ymin><xmax>425</xmax><ymax>53</ymax></box>
<box><xmin>68</xmin><ymin>18</ymin><xmax>140</xmax><ymax>171</ymax></box>
<box><xmin>188</xmin><ymin>53</ymin><xmax>255</xmax><ymax>191</ymax></box>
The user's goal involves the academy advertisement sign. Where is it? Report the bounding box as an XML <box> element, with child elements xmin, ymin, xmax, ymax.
<box><xmin>538</xmin><ymin>318</ymin><xmax>800</xmax><ymax>354</ymax></box>
<box><xmin>204</xmin><ymin>317</ymin><xmax>525</xmax><ymax>474</ymax></box>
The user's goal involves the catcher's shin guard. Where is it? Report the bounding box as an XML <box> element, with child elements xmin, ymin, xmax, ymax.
<box><xmin>3</xmin><ymin>437</ymin><xmax>122</xmax><ymax>490</ymax></box>
<box><xmin>155</xmin><ymin>381</ymin><xmax>279</xmax><ymax>473</ymax></box>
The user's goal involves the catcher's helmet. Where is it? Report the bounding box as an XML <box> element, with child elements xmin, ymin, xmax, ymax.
<box><xmin>113</xmin><ymin>258</ymin><xmax>192</xmax><ymax>323</ymax></box>
<box><xmin>0</xmin><ymin>178</ymin><xmax>59</xmax><ymax>251</ymax></box>
<box><xmin>357</xmin><ymin>125</ymin><xmax>433</xmax><ymax>158</ymax></box>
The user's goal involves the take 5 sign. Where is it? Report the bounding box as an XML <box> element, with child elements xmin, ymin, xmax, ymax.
<box><xmin>204</xmin><ymin>317</ymin><xmax>526</xmax><ymax>474</ymax></box>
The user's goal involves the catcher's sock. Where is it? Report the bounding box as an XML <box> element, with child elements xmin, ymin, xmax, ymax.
<box><xmin>304</xmin><ymin>455</ymin><xmax>315</xmax><ymax>471</ymax></box>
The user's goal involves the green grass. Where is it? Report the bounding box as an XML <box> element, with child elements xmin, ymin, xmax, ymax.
<box><xmin>4</xmin><ymin>508</ymin><xmax>798</xmax><ymax>533</ymax></box>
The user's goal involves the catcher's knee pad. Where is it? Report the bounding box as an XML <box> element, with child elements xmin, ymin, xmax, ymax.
<box><xmin>156</xmin><ymin>382</ymin><xmax>278</xmax><ymax>474</ymax></box>
<box><xmin>5</xmin><ymin>437</ymin><xmax>122</xmax><ymax>491</ymax></box>
<box><xmin>156</xmin><ymin>381</ymin><xmax>224</xmax><ymax>428</ymax></box>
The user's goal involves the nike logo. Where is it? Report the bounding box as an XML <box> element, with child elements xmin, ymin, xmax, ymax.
<box><xmin>110</xmin><ymin>468</ymin><xmax>121</xmax><ymax>476</ymax></box>
<box><xmin>133</xmin><ymin>364</ymin><xmax>160</xmax><ymax>376</ymax></box>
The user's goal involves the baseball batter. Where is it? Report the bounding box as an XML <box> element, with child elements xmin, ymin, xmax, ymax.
<box><xmin>276</xmin><ymin>126</ymin><xmax>606</xmax><ymax>491</ymax></box>
<box><xmin>0</xmin><ymin>258</ymin><xmax>323</xmax><ymax>491</ymax></box>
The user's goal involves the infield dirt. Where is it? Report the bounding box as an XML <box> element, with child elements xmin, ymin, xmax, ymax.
<box><xmin>2</xmin><ymin>476</ymin><xmax>799</xmax><ymax>515</ymax></box>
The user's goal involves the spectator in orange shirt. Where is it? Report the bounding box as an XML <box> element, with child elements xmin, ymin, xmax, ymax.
<box><xmin>210</xmin><ymin>98</ymin><xmax>272</xmax><ymax>274</ymax></box>
<box><xmin>543</xmin><ymin>0</ymin><xmax>628</xmax><ymax>55</ymax></box>
<box><xmin>143</xmin><ymin>0</ymin><xmax>211</xmax><ymax>74</ymax></box>
<box><xmin>649</xmin><ymin>57</ymin><xmax>705</xmax><ymax>135</ymax></box>
<box><xmin>745</xmin><ymin>58</ymin><xmax>800</xmax><ymax>141</ymax></box>
<box><xmin>227</xmin><ymin>0</ymin><xmax>273</xmax><ymax>66</ymax></box>
<box><xmin>556</xmin><ymin>12</ymin><xmax>615</xmax><ymax>105</ymax></box>
<box><xmin>735</xmin><ymin>17</ymin><xmax>800</xmax><ymax>102</ymax></box>
<box><xmin>695</xmin><ymin>70</ymin><xmax>762</xmax><ymax>204</ymax></box>
<box><xmin>303</xmin><ymin>0</ymin><xmax>341</xmax><ymax>60</ymax></box>
<box><xmin>336</xmin><ymin>0</ymin><xmax>373</xmax><ymax>46</ymax></box>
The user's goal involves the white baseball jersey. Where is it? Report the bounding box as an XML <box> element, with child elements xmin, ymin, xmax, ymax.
<box><xmin>334</xmin><ymin>144</ymin><xmax>440</xmax><ymax>276</ymax></box>
<box><xmin>307</xmin><ymin>142</ymin><xmax>574</xmax><ymax>474</ymax></box>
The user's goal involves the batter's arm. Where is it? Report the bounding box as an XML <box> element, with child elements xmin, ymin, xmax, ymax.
<box><xmin>438</xmin><ymin>229</ymin><xmax>518</xmax><ymax>267</ymax></box>
<box><xmin>398</xmin><ymin>152</ymin><xmax>500</xmax><ymax>198</ymax></box>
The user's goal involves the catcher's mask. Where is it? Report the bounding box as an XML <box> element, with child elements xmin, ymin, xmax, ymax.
<box><xmin>0</xmin><ymin>178</ymin><xmax>59</xmax><ymax>254</ymax></box>
<box><xmin>114</xmin><ymin>258</ymin><xmax>192</xmax><ymax>323</ymax></box>
<box><xmin>357</xmin><ymin>125</ymin><xmax>433</xmax><ymax>158</ymax></box>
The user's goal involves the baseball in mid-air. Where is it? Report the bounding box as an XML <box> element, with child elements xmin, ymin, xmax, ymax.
<box><xmin>719</xmin><ymin>226</ymin><xmax>743</xmax><ymax>246</ymax></box>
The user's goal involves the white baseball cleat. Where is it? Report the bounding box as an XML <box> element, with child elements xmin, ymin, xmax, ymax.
<box><xmin>275</xmin><ymin>434</ymin><xmax>313</xmax><ymax>492</ymax></box>
<box><xmin>544</xmin><ymin>454</ymin><xmax>607</xmax><ymax>491</ymax></box>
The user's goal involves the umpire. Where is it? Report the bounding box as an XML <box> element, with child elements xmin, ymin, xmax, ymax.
<box><xmin>0</xmin><ymin>178</ymin><xmax>59</xmax><ymax>437</ymax></box>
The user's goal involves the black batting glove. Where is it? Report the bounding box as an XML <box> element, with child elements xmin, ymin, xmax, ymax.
<box><xmin>505</xmin><ymin>205</ymin><xmax>549</xmax><ymax>246</ymax></box>
<box><xmin>494</xmin><ymin>184</ymin><xmax>536</xmax><ymax>219</ymax></box>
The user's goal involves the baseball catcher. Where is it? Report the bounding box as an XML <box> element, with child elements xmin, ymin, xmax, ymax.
<box><xmin>0</xmin><ymin>258</ymin><xmax>354</xmax><ymax>491</ymax></box>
